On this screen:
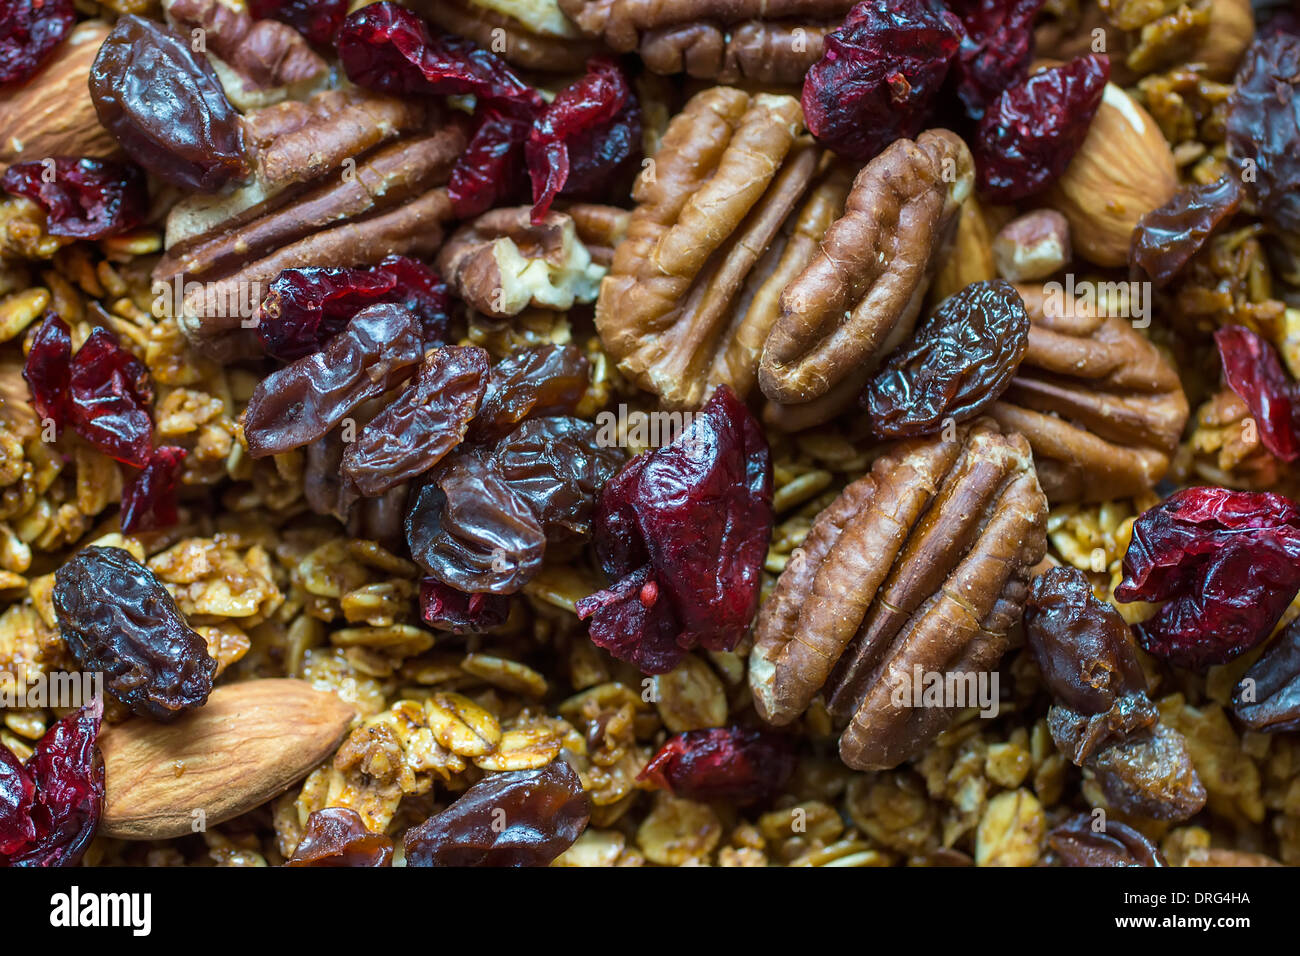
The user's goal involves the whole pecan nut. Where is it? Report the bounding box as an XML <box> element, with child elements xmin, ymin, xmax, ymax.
<box><xmin>749</xmin><ymin>418</ymin><xmax>1048</xmax><ymax>771</ymax></box>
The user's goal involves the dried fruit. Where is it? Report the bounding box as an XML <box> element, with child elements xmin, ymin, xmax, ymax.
<box><xmin>1214</xmin><ymin>325</ymin><xmax>1300</xmax><ymax>463</ymax></box>
<box><xmin>1130</xmin><ymin>177</ymin><xmax>1242</xmax><ymax>288</ymax></box>
<box><xmin>638</xmin><ymin>726</ymin><xmax>795</xmax><ymax>804</ymax></box>
<box><xmin>67</xmin><ymin>327</ymin><xmax>154</xmax><ymax>468</ymax></box>
<box><xmin>801</xmin><ymin>0</ymin><xmax>963</xmax><ymax>162</ymax></box>
<box><xmin>89</xmin><ymin>15</ymin><xmax>250</xmax><ymax>192</ymax></box>
<box><xmin>0</xmin><ymin>746</ymin><xmax>35</xmax><ymax>856</ymax></box>
<box><xmin>1226</xmin><ymin>31</ymin><xmax>1300</xmax><ymax>237</ymax></box>
<box><xmin>1116</xmin><ymin>488</ymin><xmax>1300</xmax><ymax>668</ymax></box>
<box><xmin>864</xmin><ymin>279</ymin><xmax>1029</xmax><ymax>439</ymax></box>
<box><xmin>21</xmin><ymin>311</ymin><xmax>70</xmax><ymax>430</ymax></box>
<box><xmin>471</xmin><ymin>345</ymin><xmax>589</xmax><ymax>441</ymax></box>
<box><xmin>403</xmin><ymin>761</ymin><xmax>590</xmax><ymax>867</ymax></box>
<box><xmin>420</xmin><ymin>579</ymin><xmax>510</xmax><ymax>634</ymax></box>
<box><xmin>1048</xmin><ymin>814</ymin><xmax>1165</xmax><ymax>867</ymax></box>
<box><xmin>951</xmin><ymin>0</ymin><xmax>1045</xmax><ymax>119</ymax></box>
<box><xmin>578</xmin><ymin>386</ymin><xmax>772</xmax><ymax>674</ymax></box>
<box><xmin>1233</xmin><ymin>618</ymin><xmax>1300</xmax><ymax>733</ymax></box>
<box><xmin>448</xmin><ymin>110</ymin><xmax>531</xmax><ymax>219</ymax></box>
<box><xmin>0</xmin><ymin>0</ymin><xmax>74</xmax><ymax>87</ymax></box>
<box><xmin>249</xmin><ymin>0</ymin><xmax>349</xmax><ymax>46</ymax></box>
<box><xmin>0</xmin><ymin>157</ymin><xmax>148</xmax><ymax>240</ymax></box>
<box><xmin>975</xmin><ymin>54</ymin><xmax>1109</xmax><ymax>202</ymax></box>
<box><xmin>285</xmin><ymin>808</ymin><xmax>393</xmax><ymax>867</ymax></box>
<box><xmin>120</xmin><ymin>446</ymin><xmax>188</xmax><ymax>534</ymax></box>
<box><xmin>53</xmin><ymin>546</ymin><xmax>217</xmax><ymax>722</ymax></box>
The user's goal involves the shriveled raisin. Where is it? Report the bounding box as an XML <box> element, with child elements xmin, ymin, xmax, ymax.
<box><xmin>638</xmin><ymin>726</ymin><xmax>796</xmax><ymax>805</ymax></box>
<box><xmin>120</xmin><ymin>446</ymin><xmax>188</xmax><ymax>534</ymax></box>
<box><xmin>1048</xmin><ymin>814</ymin><xmax>1165</xmax><ymax>867</ymax></box>
<box><xmin>471</xmin><ymin>345</ymin><xmax>589</xmax><ymax>441</ymax></box>
<box><xmin>52</xmin><ymin>546</ymin><xmax>216</xmax><ymax>722</ymax></box>
<box><xmin>285</xmin><ymin>808</ymin><xmax>393</xmax><ymax>867</ymax></box>
<box><xmin>1131</xmin><ymin>177</ymin><xmax>1242</xmax><ymax>288</ymax></box>
<box><xmin>0</xmin><ymin>158</ymin><xmax>148</xmax><ymax>240</ymax></box>
<box><xmin>0</xmin><ymin>0</ymin><xmax>74</xmax><ymax>87</ymax></box>
<box><xmin>1227</xmin><ymin>31</ymin><xmax>1300</xmax><ymax>237</ymax></box>
<box><xmin>1233</xmin><ymin>618</ymin><xmax>1300</xmax><ymax>733</ymax></box>
<box><xmin>1215</xmin><ymin>325</ymin><xmax>1300</xmax><ymax>463</ymax></box>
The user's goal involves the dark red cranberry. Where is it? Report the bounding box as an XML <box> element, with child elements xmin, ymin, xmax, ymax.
<box><xmin>0</xmin><ymin>746</ymin><xmax>36</xmax><ymax>857</ymax></box>
<box><xmin>120</xmin><ymin>446</ymin><xmax>188</xmax><ymax>534</ymax></box>
<box><xmin>249</xmin><ymin>0</ymin><xmax>349</xmax><ymax>46</ymax></box>
<box><xmin>67</xmin><ymin>327</ymin><xmax>154</xmax><ymax>468</ymax></box>
<box><xmin>1215</xmin><ymin>325</ymin><xmax>1300</xmax><ymax>463</ymax></box>
<box><xmin>22</xmin><ymin>312</ymin><xmax>71</xmax><ymax>431</ymax></box>
<box><xmin>420</xmin><ymin>579</ymin><xmax>511</xmax><ymax>634</ymax></box>
<box><xmin>0</xmin><ymin>157</ymin><xmax>148</xmax><ymax>240</ymax></box>
<box><xmin>0</xmin><ymin>0</ymin><xmax>74</xmax><ymax>87</ymax></box>
<box><xmin>639</xmin><ymin>726</ymin><xmax>796</xmax><ymax>804</ymax></box>
<box><xmin>448</xmin><ymin>110</ymin><xmax>532</xmax><ymax>220</ymax></box>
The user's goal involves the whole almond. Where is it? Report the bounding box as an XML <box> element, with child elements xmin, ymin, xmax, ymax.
<box><xmin>99</xmin><ymin>679</ymin><xmax>355</xmax><ymax>840</ymax></box>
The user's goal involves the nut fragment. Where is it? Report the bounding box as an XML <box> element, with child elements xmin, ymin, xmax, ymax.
<box><xmin>993</xmin><ymin>210</ymin><xmax>1071</xmax><ymax>282</ymax></box>
<box><xmin>414</xmin><ymin>0</ymin><xmax>602</xmax><ymax>72</ymax></box>
<box><xmin>749</xmin><ymin>419</ymin><xmax>1047</xmax><ymax>770</ymax></box>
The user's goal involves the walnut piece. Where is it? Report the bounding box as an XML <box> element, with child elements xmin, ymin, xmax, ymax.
<box><xmin>993</xmin><ymin>209</ymin><xmax>1071</xmax><ymax>282</ymax></box>
<box><xmin>749</xmin><ymin>418</ymin><xmax>1048</xmax><ymax>771</ymax></box>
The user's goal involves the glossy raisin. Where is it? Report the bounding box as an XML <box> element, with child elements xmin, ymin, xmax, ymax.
<box><xmin>120</xmin><ymin>446</ymin><xmax>188</xmax><ymax>534</ymax></box>
<box><xmin>1227</xmin><ymin>31</ymin><xmax>1300</xmax><ymax>237</ymax></box>
<box><xmin>1131</xmin><ymin>177</ymin><xmax>1242</xmax><ymax>288</ymax></box>
<box><xmin>1048</xmin><ymin>814</ymin><xmax>1165</xmax><ymax>867</ymax></box>
<box><xmin>0</xmin><ymin>0</ymin><xmax>74</xmax><ymax>87</ymax></box>
<box><xmin>471</xmin><ymin>345</ymin><xmax>590</xmax><ymax>441</ymax></box>
<box><xmin>1215</xmin><ymin>325</ymin><xmax>1300</xmax><ymax>463</ymax></box>
<box><xmin>285</xmin><ymin>808</ymin><xmax>393</xmax><ymax>867</ymax></box>
<box><xmin>639</xmin><ymin>726</ymin><xmax>796</xmax><ymax>805</ymax></box>
<box><xmin>0</xmin><ymin>158</ymin><xmax>148</xmax><ymax>240</ymax></box>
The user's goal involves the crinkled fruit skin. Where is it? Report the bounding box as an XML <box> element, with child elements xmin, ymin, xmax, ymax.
<box><xmin>285</xmin><ymin>808</ymin><xmax>393</xmax><ymax>867</ymax></box>
<box><xmin>472</xmin><ymin>345</ymin><xmax>590</xmax><ymax>441</ymax></box>
<box><xmin>419</xmin><ymin>579</ymin><xmax>510</xmax><ymax>634</ymax></box>
<box><xmin>974</xmin><ymin>54</ymin><xmax>1109</xmax><ymax>202</ymax></box>
<box><xmin>66</xmin><ymin>327</ymin><xmax>155</xmax><ymax>468</ymax></box>
<box><xmin>22</xmin><ymin>312</ymin><xmax>70</xmax><ymax>430</ymax></box>
<box><xmin>1131</xmin><ymin>177</ymin><xmax>1242</xmax><ymax>288</ymax></box>
<box><xmin>53</xmin><ymin>546</ymin><xmax>217</xmax><ymax>722</ymax></box>
<box><xmin>1215</xmin><ymin>325</ymin><xmax>1300</xmax><ymax>463</ymax></box>
<box><xmin>864</xmin><ymin>279</ymin><xmax>1029</xmax><ymax>439</ymax></box>
<box><xmin>1048</xmin><ymin>814</ymin><xmax>1164</xmax><ymax>867</ymax></box>
<box><xmin>0</xmin><ymin>158</ymin><xmax>148</xmax><ymax>240</ymax></box>
<box><xmin>0</xmin><ymin>0</ymin><xmax>74</xmax><ymax>87</ymax></box>
<box><xmin>638</xmin><ymin>726</ymin><xmax>796</xmax><ymax>805</ymax></box>
<box><xmin>249</xmin><ymin>0</ymin><xmax>349</xmax><ymax>46</ymax></box>
<box><xmin>89</xmin><ymin>15</ymin><xmax>250</xmax><ymax>193</ymax></box>
<box><xmin>951</xmin><ymin>0</ymin><xmax>1045</xmax><ymax>120</ymax></box>
<box><xmin>802</xmin><ymin>0</ymin><xmax>963</xmax><ymax>162</ymax></box>
<box><xmin>449</xmin><ymin>111</ymin><xmax>531</xmax><ymax>220</ymax></box>
<box><xmin>1116</xmin><ymin>488</ymin><xmax>1300</xmax><ymax>668</ymax></box>
<box><xmin>1227</xmin><ymin>31</ymin><xmax>1300</xmax><ymax>237</ymax></box>
<box><xmin>0</xmin><ymin>746</ymin><xmax>35</xmax><ymax>856</ymax></box>
<box><xmin>577</xmin><ymin>385</ymin><xmax>773</xmax><ymax>675</ymax></box>
<box><xmin>1</xmin><ymin>701</ymin><xmax>104</xmax><ymax>868</ymax></box>
<box><xmin>403</xmin><ymin>761</ymin><xmax>590</xmax><ymax>867</ymax></box>
<box><xmin>120</xmin><ymin>446</ymin><xmax>188</xmax><ymax>534</ymax></box>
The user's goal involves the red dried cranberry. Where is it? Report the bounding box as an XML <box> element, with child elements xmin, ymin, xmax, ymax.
<box><xmin>974</xmin><ymin>54</ymin><xmax>1110</xmax><ymax>202</ymax></box>
<box><xmin>249</xmin><ymin>0</ymin><xmax>349</xmax><ymax>46</ymax></box>
<box><xmin>1115</xmin><ymin>488</ymin><xmax>1300</xmax><ymax>669</ymax></box>
<box><xmin>449</xmin><ymin>110</ymin><xmax>531</xmax><ymax>219</ymax></box>
<box><xmin>66</xmin><ymin>327</ymin><xmax>154</xmax><ymax>467</ymax></box>
<box><xmin>526</xmin><ymin>57</ymin><xmax>633</xmax><ymax>221</ymax></box>
<box><xmin>577</xmin><ymin>386</ymin><xmax>773</xmax><ymax>675</ymax></box>
<box><xmin>121</xmin><ymin>446</ymin><xmax>187</xmax><ymax>534</ymax></box>
<box><xmin>558</xmin><ymin>91</ymin><xmax>641</xmax><ymax>207</ymax></box>
<box><xmin>639</xmin><ymin>726</ymin><xmax>796</xmax><ymax>804</ymax></box>
<box><xmin>285</xmin><ymin>807</ymin><xmax>393</xmax><ymax>867</ymax></box>
<box><xmin>420</xmin><ymin>579</ymin><xmax>510</xmax><ymax>634</ymax></box>
<box><xmin>22</xmin><ymin>312</ymin><xmax>70</xmax><ymax>431</ymax></box>
<box><xmin>336</xmin><ymin>2</ymin><xmax>541</xmax><ymax>118</ymax></box>
<box><xmin>950</xmin><ymin>0</ymin><xmax>1046</xmax><ymax>119</ymax></box>
<box><xmin>1215</xmin><ymin>325</ymin><xmax>1300</xmax><ymax>463</ymax></box>
<box><xmin>0</xmin><ymin>157</ymin><xmax>148</xmax><ymax>240</ymax></box>
<box><xmin>0</xmin><ymin>0</ymin><xmax>74</xmax><ymax>87</ymax></box>
<box><xmin>802</xmin><ymin>0</ymin><xmax>963</xmax><ymax>162</ymax></box>
<box><xmin>0</xmin><ymin>746</ymin><xmax>36</xmax><ymax>856</ymax></box>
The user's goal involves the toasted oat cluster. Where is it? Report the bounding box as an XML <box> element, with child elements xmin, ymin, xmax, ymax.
<box><xmin>0</xmin><ymin>0</ymin><xmax>1296</xmax><ymax>870</ymax></box>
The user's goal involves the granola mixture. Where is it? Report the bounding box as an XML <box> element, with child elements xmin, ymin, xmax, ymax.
<box><xmin>0</xmin><ymin>0</ymin><xmax>1297</xmax><ymax>868</ymax></box>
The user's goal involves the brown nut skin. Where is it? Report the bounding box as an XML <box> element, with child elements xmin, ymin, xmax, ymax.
<box><xmin>758</xmin><ymin>129</ymin><xmax>974</xmax><ymax>416</ymax></box>
<box><xmin>987</xmin><ymin>283</ymin><xmax>1188</xmax><ymax>504</ymax></box>
<box><xmin>1048</xmin><ymin>814</ymin><xmax>1165</xmax><ymax>867</ymax></box>
<box><xmin>414</xmin><ymin>0</ymin><xmax>604</xmax><ymax>73</ymax></box>
<box><xmin>749</xmin><ymin>418</ymin><xmax>1047</xmax><ymax>771</ymax></box>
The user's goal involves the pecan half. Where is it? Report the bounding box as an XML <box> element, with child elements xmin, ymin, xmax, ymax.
<box><xmin>414</xmin><ymin>0</ymin><xmax>604</xmax><ymax>72</ymax></box>
<box><xmin>749</xmin><ymin>419</ymin><xmax>1048</xmax><ymax>771</ymax></box>
<box><xmin>757</xmin><ymin>129</ymin><xmax>974</xmax><ymax>427</ymax></box>
<box><xmin>988</xmin><ymin>283</ymin><xmax>1188</xmax><ymax>503</ymax></box>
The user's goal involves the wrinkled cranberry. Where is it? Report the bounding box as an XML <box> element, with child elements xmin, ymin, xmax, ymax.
<box><xmin>67</xmin><ymin>327</ymin><xmax>154</xmax><ymax>467</ymax></box>
<box><xmin>22</xmin><ymin>312</ymin><xmax>70</xmax><ymax>430</ymax></box>
<box><xmin>802</xmin><ymin>0</ymin><xmax>963</xmax><ymax>162</ymax></box>
<box><xmin>0</xmin><ymin>0</ymin><xmax>74</xmax><ymax>87</ymax></box>
<box><xmin>420</xmin><ymin>579</ymin><xmax>510</xmax><ymax>634</ymax></box>
<box><xmin>0</xmin><ymin>157</ymin><xmax>148</xmax><ymax>240</ymax></box>
<box><xmin>121</xmin><ymin>446</ymin><xmax>187</xmax><ymax>534</ymax></box>
<box><xmin>449</xmin><ymin>110</ymin><xmax>531</xmax><ymax>220</ymax></box>
<box><xmin>337</xmin><ymin>2</ymin><xmax>541</xmax><ymax>118</ymax></box>
<box><xmin>639</xmin><ymin>726</ymin><xmax>796</xmax><ymax>804</ymax></box>
<box><xmin>249</xmin><ymin>0</ymin><xmax>349</xmax><ymax>46</ymax></box>
<box><xmin>1115</xmin><ymin>488</ymin><xmax>1300</xmax><ymax>668</ymax></box>
<box><xmin>975</xmin><ymin>54</ymin><xmax>1109</xmax><ymax>202</ymax></box>
<box><xmin>577</xmin><ymin>386</ymin><xmax>773</xmax><ymax>674</ymax></box>
<box><xmin>285</xmin><ymin>808</ymin><xmax>393</xmax><ymax>867</ymax></box>
<box><xmin>950</xmin><ymin>0</ymin><xmax>1045</xmax><ymax>119</ymax></box>
<box><xmin>1215</xmin><ymin>325</ymin><xmax>1300</xmax><ymax>463</ymax></box>
<box><xmin>256</xmin><ymin>255</ymin><xmax>449</xmax><ymax>360</ymax></box>
<box><xmin>0</xmin><ymin>746</ymin><xmax>35</xmax><ymax>856</ymax></box>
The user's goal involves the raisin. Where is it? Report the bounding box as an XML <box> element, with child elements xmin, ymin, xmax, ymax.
<box><xmin>1227</xmin><ymin>31</ymin><xmax>1300</xmax><ymax>237</ymax></box>
<box><xmin>52</xmin><ymin>546</ymin><xmax>216</xmax><ymax>722</ymax></box>
<box><xmin>1215</xmin><ymin>325</ymin><xmax>1300</xmax><ymax>463</ymax></box>
<box><xmin>341</xmin><ymin>345</ymin><xmax>490</xmax><ymax>497</ymax></box>
<box><xmin>1048</xmin><ymin>814</ymin><xmax>1165</xmax><ymax>867</ymax></box>
<box><xmin>1131</xmin><ymin>177</ymin><xmax>1242</xmax><ymax>288</ymax></box>
<box><xmin>243</xmin><ymin>303</ymin><xmax>425</xmax><ymax>458</ymax></box>
<box><xmin>89</xmin><ymin>15</ymin><xmax>249</xmax><ymax>193</ymax></box>
<box><xmin>0</xmin><ymin>746</ymin><xmax>35</xmax><ymax>856</ymax></box>
<box><xmin>1115</xmin><ymin>487</ymin><xmax>1300</xmax><ymax>668</ymax></box>
<box><xmin>0</xmin><ymin>158</ymin><xmax>148</xmax><ymax>240</ymax></box>
<box><xmin>403</xmin><ymin>762</ymin><xmax>589</xmax><ymax>867</ymax></box>
<box><xmin>638</xmin><ymin>726</ymin><xmax>796</xmax><ymax>804</ymax></box>
<box><xmin>21</xmin><ymin>312</ymin><xmax>70</xmax><ymax>431</ymax></box>
<box><xmin>285</xmin><ymin>808</ymin><xmax>393</xmax><ymax>867</ymax></box>
<box><xmin>120</xmin><ymin>446</ymin><xmax>188</xmax><ymax>534</ymax></box>
<box><xmin>864</xmin><ymin>279</ymin><xmax>1029</xmax><ymax>439</ymax></box>
<box><xmin>578</xmin><ymin>386</ymin><xmax>773</xmax><ymax>675</ymax></box>
<box><xmin>974</xmin><ymin>54</ymin><xmax>1109</xmax><ymax>202</ymax></box>
<box><xmin>0</xmin><ymin>0</ymin><xmax>73</xmax><ymax>87</ymax></box>
<box><xmin>802</xmin><ymin>0</ymin><xmax>963</xmax><ymax>162</ymax></box>
<box><xmin>420</xmin><ymin>579</ymin><xmax>511</xmax><ymax>634</ymax></box>
<box><xmin>249</xmin><ymin>0</ymin><xmax>349</xmax><ymax>46</ymax></box>
<box><xmin>1233</xmin><ymin>617</ymin><xmax>1300</xmax><ymax>732</ymax></box>
<box><xmin>67</xmin><ymin>327</ymin><xmax>154</xmax><ymax>468</ymax></box>
<box><xmin>448</xmin><ymin>110</ymin><xmax>532</xmax><ymax>220</ymax></box>
<box><xmin>950</xmin><ymin>0</ymin><xmax>1046</xmax><ymax>120</ymax></box>
<box><xmin>472</xmin><ymin>345</ymin><xmax>590</xmax><ymax>441</ymax></box>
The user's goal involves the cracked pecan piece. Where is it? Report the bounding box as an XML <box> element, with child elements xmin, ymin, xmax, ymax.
<box><xmin>758</xmin><ymin>129</ymin><xmax>974</xmax><ymax>430</ymax></box>
<box><xmin>987</xmin><ymin>283</ymin><xmax>1189</xmax><ymax>504</ymax></box>
<box><xmin>413</xmin><ymin>0</ymin><xmax>605</xmax><ymax>72</ymax></box>
<box><xmin>749</xmin><ymin>418</ymin><xmax>1048</xmax><ymax>771</ymax></box>
<box><xmin>559</xmin><ymin>0</ymin><xmax>854</xmax><ymax>84</ymax></box>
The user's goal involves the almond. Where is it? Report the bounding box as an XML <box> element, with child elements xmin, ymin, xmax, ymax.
<box><xmin>99</xmin><ymin>679</ymin><xmax>355</xmax><ymax>840</ymax></box>
<box><xmin>0</xmin><ymin>20</ymin><xmax>120</xmax><ymax>168</ymax></box>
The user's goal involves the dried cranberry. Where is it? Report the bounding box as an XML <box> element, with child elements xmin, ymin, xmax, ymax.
<box><xmin>577</xmin><ymin>385</ymin><xmax>773</xmax><ymax>674</ymax></box>
<box><xmin>448</xmin><ymin>110</ymin><xmax>532</xmax><ymax>220</ymax></box>
<box><xmin>950</xmin><ymin>0</ymin><xmax>1046</xmax><ymax>119</ymax></box>
<box><xmin>975</xmin><ymin>54</ymin><xmax>1110</xmax><ymax>202</ymax></box>
<box><xmin>639</xmin><ymin>726</ymin><xmax>796</xmax><ymax>804</ymax></box>
<box><xmin>120</xmin><ymin>445</ymin><xmax>188</xmax><ymax>534</ymax></box>
<box><xmin>1115</xmin><ymin>488</ymin><xmax>1300</xmax><ymax>668</ymax></box>
<box><xmin>526</xmin><ymin>57</ymin><xmax>633</xmax><ymax>221</ymax></box>
<box><xmin>420</xmin><ymin>579</ymin><xmax>510</xmax><ymax>634</ymax></box>
<box><xmin>67</xmin><ymin>327</ymin><xmax>154</xmax><ymax>468</ymax></box>
<box><xmin>557</xmin><ymin>91</ymin><xmax>641</xmax><ymax>208</ymax></box>
<box><xmin>21</xmin><ymin>312</ymin><xmax>70</xmax><ymax>430</ymax></box>
<box><xmin>1215</xmin><ymin>325</ymin><xmax>1300</xmax><ymax>463</ymax></box>
<box><xmin>285</xmin><ymin>808</ymin><xmax>393</xmax><ymax>867</ymax></box>
<box><xmin>802</xmin><ymin>0</ymin><xmax>963</xmax><ymax>162</ymax></box>
<box><xmin>0</xmin><ymin>157</ymin><xmax>148</xmax><ymax>240</ymax></box>
<box><xmin>249</xmin><ymin>0</ymin><xmax>349</xmax><ymax>46</ymax></box>
<box><xmin>0</xmin><ymin>746</ymin><xmax>35</xmax><ymax>856</ymax></box>
<box><xmin>0</xmin><ymin>0</ymin><xmax>74</xmax><ymax>87</ymax></box>
<box><xmin>1131</xmin><ymin>177</ymin><xmax>1242</xmax><ymax>288</ymax></box>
